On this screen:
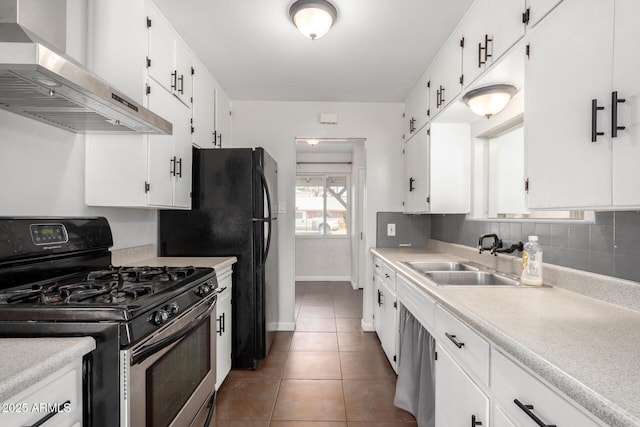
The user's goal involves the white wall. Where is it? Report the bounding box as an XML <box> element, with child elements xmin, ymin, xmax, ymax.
<box><xmin>231</xmin><ymin>101</ymin><xmax>404</xmax><ymax>330</ymax></box>
<box><xmin>0</xmin><ymin>110</ymin><xmax>158</xmax><ymax>250</ymax></box>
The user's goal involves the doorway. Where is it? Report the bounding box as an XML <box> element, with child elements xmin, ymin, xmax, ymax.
<box><xmin>294</xmin><ymin>138</ymin><xmax>366</xmax><ymax>288</ymax></box>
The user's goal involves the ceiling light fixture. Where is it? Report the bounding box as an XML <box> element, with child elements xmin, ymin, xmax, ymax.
<box><xmin>306</xmin><ymin>139</ymin><xmax>320</xmax><ymax>146</ymax></box>
<box><xmin>462</xmin><ymin>84</ymin><xmax>517</xmax><ymax>118</ymax></box>
<box><xmin>289</xmin><ymin>0</ymin><xmax>338</xmax><ymax>40</ymax></box>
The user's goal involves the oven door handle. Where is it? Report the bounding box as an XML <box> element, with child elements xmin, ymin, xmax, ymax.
<box><xmin>131</xmin><ymin>296</ymin><xmax>216</xmax><ymax>366</ymax></box>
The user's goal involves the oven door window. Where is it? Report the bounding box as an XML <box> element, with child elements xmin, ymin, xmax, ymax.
<box><xmin>145</xmin><ymin>320</ymin><xmax>211</xmax><ymax>427</ymax></box>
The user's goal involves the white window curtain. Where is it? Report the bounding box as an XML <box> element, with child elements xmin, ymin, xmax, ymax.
<box><xmin>394</xmin><ymin>304</ymin><xmax>436</xmax><ymax>427</ymax></box>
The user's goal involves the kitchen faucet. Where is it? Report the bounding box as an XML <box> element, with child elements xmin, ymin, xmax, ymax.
<box><xmin>478</xmin><ymin>234</ymin><xmax>524</xmax><ymax>255</ymax></box>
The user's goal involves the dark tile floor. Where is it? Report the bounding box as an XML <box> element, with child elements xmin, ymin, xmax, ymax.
<box><xmin>215</xmin><ymin>281</ymin><xmax>417</xmax><ymax>427</ymax></box>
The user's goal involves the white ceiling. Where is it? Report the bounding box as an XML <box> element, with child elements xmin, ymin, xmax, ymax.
<box><xmin>153</xmin><ymin>0</ymin><xmax>474</xmax><ymax>103</ymax></box>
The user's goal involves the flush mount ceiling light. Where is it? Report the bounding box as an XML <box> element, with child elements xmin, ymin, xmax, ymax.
<box><xmin>289</xmin><ymin>0</ymin><xmax>338</xmax><ymax>40</ymax></box>
<box><xmin>305</xmin><ymin>139</ymin><xmax>320</xmax><ymax>146</ymax></box>
<box><xmin>463</xmin><ymin>84</ymin><xmax>517</xmax><ymax>118</ymax></box>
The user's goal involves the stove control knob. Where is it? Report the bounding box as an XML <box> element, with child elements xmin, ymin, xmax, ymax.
<box><xmin>166</xmin><ymin>302</ymin><xmax>180</xmax><ymax>316</ymax></box>
<box><xmin>151</xmin><ymin>309</ymin><xmax>169</xmax><ymax>326</ymax></box>
<box><xmin>195</xmin><ymin>283</ymin><xmax>212</xmax><ymax>297</ymax></box>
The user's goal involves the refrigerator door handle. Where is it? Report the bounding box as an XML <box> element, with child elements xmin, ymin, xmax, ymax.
<box><xmin>256</xmin><ymin>167</ymin><xmax>273</xmax><ymax>263</ymax></box>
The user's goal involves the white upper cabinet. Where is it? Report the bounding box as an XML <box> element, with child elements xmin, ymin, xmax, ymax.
<box><xmin>430</xmin><ymin>34</ymin><xmax>463</xmax><ymax>116</ymax></box>
<box><xmin>192</xmin><ymin>58</ymin><xmax>217</xmax><ymax>148</ymax></box>
<box><xmin>611</xmin><ymin>0</ymin><xmax>640</xmax><ymax>207</ymax></box>
<box><xmin>214</xmin><ymin>83</ymin><xmax>232</xmax><ymax>147</ymax></box>
<box><xmin>525</xmin><ymin>0</ymin><xmax>620</xmax><ymax>209</ymax></box>
<box><xmin>147</xmin><ymin>1</ymin><xmax>193</xmax><ymax>106</ymax></box>
<box><xmin>403</xmin><ymin>69</ymin><xmax>431</xmax><ymax>139</ymax></box>
<box><xmin>403</xmin><ymin>126</ymin><xmax>430</xmax><ymax>213</ymax></box>
<box><xmin>461</xmin><ymin>0</ymin><xmax>525</xmax><ymax>89</ymax></box>
<box><xmin>524</xmin><ymin>0</ymin><xmax>564</xmax><ymax>28</ymax></box>
<box><xmin>403</xmin><ymin>124</ymin><xmax>470</xmax><ymax>214</ymax></box>
<box><xmin>147</xmin><ymin>79</ymin><xmax>192</xmax><ymax>209</ymax></box>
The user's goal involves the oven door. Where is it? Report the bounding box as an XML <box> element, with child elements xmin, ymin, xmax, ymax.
<box><xmin>121</xmin><ymin>293</ymin><xmax>217</xmax><ymax>427</ymax></box>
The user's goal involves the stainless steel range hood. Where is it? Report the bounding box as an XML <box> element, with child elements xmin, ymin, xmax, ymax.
<box><xmin>0</xmin><ymin>0</ymin><xmax>172</xmax><ymax>134</ymax></box>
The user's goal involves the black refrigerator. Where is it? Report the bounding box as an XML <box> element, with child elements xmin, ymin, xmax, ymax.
<box><xmin>159</xmin><ymin>147</ymin><xmax>278</xmax><ymax>369</ymax></box>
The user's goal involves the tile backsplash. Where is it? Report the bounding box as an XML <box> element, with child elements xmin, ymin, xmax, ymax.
<box><xmin>376</xmin><ymin>212</ymin><xmax>431</xmax><ymax>248</ymax></box>
<box><xmin>429</xmin><ymin>212</ymin><xmax>640</xmax><ymax>282</ymax></box>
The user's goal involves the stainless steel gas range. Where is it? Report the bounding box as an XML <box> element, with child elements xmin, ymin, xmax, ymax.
<box><xmin>0</xmin><ymin>217</ymin><xmax>218</xmax><ymax>427</ymax></box>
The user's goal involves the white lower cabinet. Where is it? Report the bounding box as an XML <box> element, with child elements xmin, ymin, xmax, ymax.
<box><xmin>216</xmin><ymin>266</ymin><xmax>233</xmax><ymax>389</ymax></box>
<box><xmin>371</xmin><ymin>258</ymin><xmax>398</xmax><ymax>372</ymax></box>
<box><xmin>491</xmin><ymin>349</ymin><xmax>601</xmax><ymax>427</ymax></box>
<box><xmin>0</xmin><ymin>360</ymin><xmax>83</xmax><ymax>427</ymax></box>
<box><xmin>435</xmin><ymin>343</ymin><xmax>489</xmax><ymax>427</ymax></box>
<box><xmin>493</xmin><ymin>404</ymin><xmax>517</xmax><ymax>427</ymax></box>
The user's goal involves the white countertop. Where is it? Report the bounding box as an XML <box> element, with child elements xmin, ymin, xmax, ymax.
<box><xmin>0</xmin><ymin>337</ymin><xmax>96</xmax><ymax>402</ymax></box>
<box><xmin>372</xmin><ymin>247</ymin><xmax>640</xmax><ymax>427</ymax></box>
<box><xmin>123</xmin><ymin>256</ymin><xmax>237</xmax><ymax>271</ymax></box>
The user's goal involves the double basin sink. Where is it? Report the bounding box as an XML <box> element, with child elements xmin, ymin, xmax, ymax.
<box><xmin>402</xmin><ymin>261</ymin><xmax>521</xmax><ymax>287</ymax></box>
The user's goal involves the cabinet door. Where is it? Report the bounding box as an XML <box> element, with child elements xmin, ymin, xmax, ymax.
<box><xmin>526</xmin><ymin>0</ymin><xmax>564</xmax><ymax>27</ymax></box>
<box><xmin>611</xmin><ymin>0</ymin><xmax>640</xmax><ymax>206</ymax></box>
<box><xmin>435</xmin><ymin>344</ymin><xmax>489</xmax><ymax>427</ymax></box>
<box><xmin>147</xmin><ymin>80</ymin><xmax>175</xmax><ymax>207</ymax></box>
<box><xmin>403</xmin><ymin>126</ymin><xmax>430</xmax><ymax>213</ymax></box>
<box><xmin>147</xmin><ymin>2</ymin><xmax>176</xmax><ymax>93</ymax></box>
<box><xmin>215</xmin><ymin>83</ymin><xmax>232</xmax><ymax>147</ymax></box>
<box><xmin>373</xmin><ymin>275</ymin><xmax>383</xmax><ymax>337</ymax></box>
<box><xmin>175</xmin><ymin>38</ymin><xmax>194</xmax><ymax>107</ymax></box>
<box><xmin>429</xmin><ymin>123</ymin><xmax>470</xmax><ymax>213</ymax></box>
<box><xmin>525</xmin><ymin>0</ymin><xmax>614</xmax><ymax>208</ymax></box>
<box><xmin>461</xmin><ymin>0</ymin><xmax>489</xmax><ymax>88</ymax></box>
<box><xmin>431</xmin><ymin>35</ymin><xmax>463</xmax><ymax>115</ymax></box>
<box><xmin>494</xmin><ymin>405</ymin><xmax>517</xmax><ymax>427</ymax></box>
<box><xmin>192</xmin><ymin>64</ymin><xmax>217</xmax><ymax>148</ymax></box>
<box><xmin>216</xmin><ymin>284</ymin><xmax>232</xmax><ymax>389</ymax></box>
<box><xmin>489</xmin><ymin>0</ymin><xmax>526</xmax><ymax>62</ymax></box>
<box><xmin>404</xmin><ymin>70</ymin><xmax>430</xmax><ymax>138</ymax></box>
<box><xmin>380</xmin><ymin>281</ymin><xmax>397</xmax><ymax>371</ymax></box>
<box><xmin>172</xmin><ymin>101</ymin><xmax>192</xmax><ymax>209</ymax></box>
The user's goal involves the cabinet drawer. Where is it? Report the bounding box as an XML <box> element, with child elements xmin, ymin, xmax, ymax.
<box><xmin>492</xmin><ymin>349</ymin><xmax>601</xmax><ymax>427</ymax></box>
<box><xmin>435</xmin><ymin>305</ymin><xmax>489</xmax><ymax>386</ymax></box>
<box><xmin>396</xmin><ymin>275</ymin><xmax>436</xmax><ymax>334</ymax></box>
<box><xmin>1</xmin><ymin>360</ymin><xmax>82</xmax><ymax>427</ymax></box>
<box><xmin>216</xmin><ymin>266</ymin><xmax>232</xmax><ymax>290</ymax></box>
<box><xmin>373</xmin><ymin>257</ymin><xmax>383</xmax><ymax>277</ymax></box>
<box><xmin>381</xmin><ymin>263</ymin><xmax>396</xmax><ymax>290</ymax></box>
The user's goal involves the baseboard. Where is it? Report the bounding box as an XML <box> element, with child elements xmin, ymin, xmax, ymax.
<box><xmin>350</xmin><ymin>280</ymin><xmax>363</xmax><ymax>290</ymax></box>
<box><xmin>274</xmin><ymin>322</ymin><xmax>295</xmax><ymax>331</ymax></box>
<box><xmin>361</xmin><ymin>319</ymin><xmax>374</xmax><ymax>332</ymax></box>
<box><xmin>295</xmin><ymin>276</ymin><xmax>351</xmax><ymax>282</ymax></box>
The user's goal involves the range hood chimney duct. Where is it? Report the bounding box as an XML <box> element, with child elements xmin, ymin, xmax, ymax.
<box><xmin>0</xmin><ymin>0</ymin><xmax>172</xmax><ymax>134</ymax></box>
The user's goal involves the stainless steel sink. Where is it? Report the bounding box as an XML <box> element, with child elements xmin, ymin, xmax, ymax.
<box><xmin>424</xmin><ymin>271</ymin><xmax>521</xmax><ymax>286</ymax></box>
<box><xmin>402</xmin><ymin>261</ymin><xmax>480</xmax><ymax>273</ymax></box>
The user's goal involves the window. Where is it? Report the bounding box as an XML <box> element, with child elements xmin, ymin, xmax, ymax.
<box><xmin>295</xmin><ymin>175</ymin><xmax>348</xmax><ymax>236</ymax></box>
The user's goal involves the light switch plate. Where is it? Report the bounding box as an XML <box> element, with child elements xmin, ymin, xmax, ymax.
<box><xmin>387</xmin><ymin>223</ymin><xmax>396</xmax><ymax>236</ymax></box>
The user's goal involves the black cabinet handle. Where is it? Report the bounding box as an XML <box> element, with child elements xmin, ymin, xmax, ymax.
<box><xmin>29</xmin><ymin>400</ymin><xmax>70</xmax><ymax>427</ymax></box>
<box><xmin>377</xmin><ymin>289</ymin><xmax>383</xmax><ymax>306</ymax></box>
<box><xmin>440</xmin><ymin>86</ymin><xmax>445</xmax><ymax>106</ymax></box>
<box><xmin>217</xmin><ymin>132</ymin><xmax>223</xmax><ymax>147</ymax></box>
<box><xmin>176</xmin><ymin>157</ymin><xmax>183</xmax><ymax>178</ymax></box>
<box><xmin>591</xmin><ymin>99</ymin><xmax>605</xmax><ymax>142</ymax></box>
<box><xmin>445</xmin><ymin>332</ymin><xmax>464</xmax><ymax>349</ymax></box>
<box><xmin>471</xmin><ymin>414</ymin><xmax>482</xmax><ymax>426</ymax></box>
<box><xmin>178</xmin><ymin>74</ymin><xmax>185</xmax><ymax>95</ymax></box>
<box><xmin>484</xmin><ymin>34</ymin><xmax>492</xmax><ymax>63</ymax></box>
<box><xmin>170</xmin><ymin>156</ymin><xmax>176</xmax><ymax>176</ymax></box>
<box><xmin>514</xmin><ymin>399</ymin><xmax>557</xmax><ymax>427</ymax></box>
<box><xmin>217</xmin><ymin>312</ymin><xmax>226</xmax><ymax>336</ymax></box>
<box><xmin>478</xmin><ymin>42</ymin><xmax>483</xmax><ymax>67</ymax></box>
<box><xmin>612</xmin><ymin>91</ymin><xmax>626</xmax><ymax>138</ymax></box>
<box><xmin>409</xmin><ymin>177</ymin><xmax>415</xmax><ymax>192</ymax></box>
<box><xmin>436</xmin><ymin>88</ymin><xmax>441</xmax><ymax>107</ymax></box>
<box><xmin>171</xmin><ymin>71</ymin><xmax>177</xmax><ymax>91</ymax></box>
